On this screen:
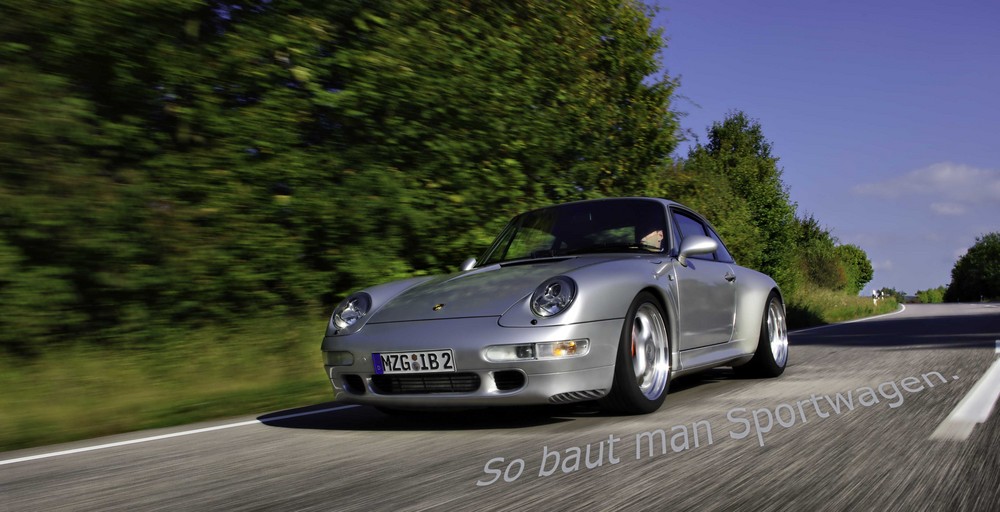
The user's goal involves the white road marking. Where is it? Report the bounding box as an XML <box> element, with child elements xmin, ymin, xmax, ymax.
<box><xmin>790</xmin><ymin>304</ymin><xmax>906</xmax><ymax>334</ymax></box>
<box><xmin>930</xmin><ymin>340</ymin><xmax>1000</xmax><ymax>441</ymax></box>
<box><xmin>0</xmin><ymin>404</ymin><xmax>359</xmax><ymax>466</ymax></box>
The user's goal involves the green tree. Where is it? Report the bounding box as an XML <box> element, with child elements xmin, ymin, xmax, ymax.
<box><xmin>945</xmin><ymin>233</ymin><xmax>1000</xmax><ymax>302</ymax></box>
<box><xmin>648</xmin><ymin>162</ymin><xmax>761</xmax><ymax>265</ymax></box>
<box><xmin>684</xmin><ymin>111</ymin><xmax>798</xmax><ymax>292</ymax></box>
<box><xmin>915</xmin><ymin>286</ymin><xmax>946</xmax><ymax>303</ymax></box>
<box><xmin>793</xmin><ymin>215</ymin><xmax>846</xmax><ymax>290</ymax></box>
<box><xmin>879</xmin><ymin>287</ymin><xmax>906</xmax><ymax>303</ymax></box>
<box><xmin>0</xmin><ymin>0</ymin><xmax>679</xmax><ymax>352</ymax></box>
<box><xmin>834</xmin><ymin>244</ymin><xmax>874</xmax><ymax>295</ymax></box>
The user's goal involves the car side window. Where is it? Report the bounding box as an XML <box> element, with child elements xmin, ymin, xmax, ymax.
<box><xmin>673</xmin><ymin>211</ymin><xmax>706</xmax><ymax>239</ymax></box>
<box><xmin>671</xmin><ymin>210</ymin><xmax>717</xmax><ymax>261</ymax></box>
<box><xmin>705</xmin><ymin>225</ymin><xmax>735</xmax><ymax>263</ymax></box>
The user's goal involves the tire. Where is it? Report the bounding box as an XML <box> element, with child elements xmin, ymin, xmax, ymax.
<box><xmin>734</xmin><ymin>291</ymin><xmax>789</xmax><ymax>378</ymax></box>
<box><xmin>602</xmin><ymin>292</ymin><xmax>671</xmax><ymax>414</ymax></box>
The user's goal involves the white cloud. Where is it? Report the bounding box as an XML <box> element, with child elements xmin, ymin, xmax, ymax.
<box><xmin>930</xmin><ymin>202</ymin><xmax>967</xmax><ymax>215</ymax></box>
<box><xmin>840</xmin><ymin>231</ymin><xmax>908</xmax><ymax>248</ymax></box>
<box><xmin>872</xmin><ymin>259</ymin><xmax>894</xmax><ymax>271</ymax></box>
<box><xmin>853</xmin><ymin>163</ymin><xmax>1000</xmax><ymax>210</ymax></box>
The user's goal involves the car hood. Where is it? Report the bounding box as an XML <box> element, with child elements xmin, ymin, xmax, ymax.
<box><xmin>367</xmin><ymin>256</ymin><xmax>613</xmax><ymax>323</ymax></box>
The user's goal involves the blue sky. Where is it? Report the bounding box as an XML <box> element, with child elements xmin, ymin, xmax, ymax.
<box><xmin>653</xmin><ymin>0</ymin><xmax>1000</xmax><ymax>295</ymax></box>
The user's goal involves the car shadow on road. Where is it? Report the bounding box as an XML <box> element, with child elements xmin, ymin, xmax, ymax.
<box><xmin>258</xmin><ymin>402</ymin><xmax>581</xmax><ymax>431</ymax></box>
<box><xmin>258</xmin><ymin>370</ymin><xmax>735</xmax><ymax>432</ymax></box>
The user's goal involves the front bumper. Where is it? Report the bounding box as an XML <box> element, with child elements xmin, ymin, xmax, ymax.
<box><xmin>321</xmin><ymin>316</ymin><xmax>623</xmax><ymax>407</ymax></box>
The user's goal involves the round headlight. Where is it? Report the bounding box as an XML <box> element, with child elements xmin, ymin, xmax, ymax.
<box><xmin>530</xmin><ymin>276</ymin><xmax>577</xmax><ymax>317</ymax></box>
<box><xmin>332</xmin><ymin>293</ymin><xmax>372</xmax><ymax>331</ymax></box>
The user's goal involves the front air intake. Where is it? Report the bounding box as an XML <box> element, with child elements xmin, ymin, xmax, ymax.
<box><xmin>371</xmin><ymin>373</ymin><xmax>481</xmax><ymax>394</ymax></box>
<box><xmin>548</xmin><ymin>389</ymin><xmax>607</xmax><ymax>404</ymax></box>
<box><xmin>342</xmin><ymin>375</ymin><xmax>365</xmax><ymax>395</ymax></box>
<box><xmin>493</xmin><ymin>370</ymin><xmax>526</xmax><ymax>391</ymax></box>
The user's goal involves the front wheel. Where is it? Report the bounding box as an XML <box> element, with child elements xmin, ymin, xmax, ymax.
<box><xmin>734</xmin><ymin>291</ymin><xmax>788</xmax><ymax>378</ymax></box>
<box><xmin>602</xmin><ymin>292</ymin><xmax>671</xmax><ymax>414</ymax></box>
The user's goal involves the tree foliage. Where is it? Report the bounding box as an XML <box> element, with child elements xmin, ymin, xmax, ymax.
<box><xmin>945</xmin><ymin>233</ymin><xmax>1000</xmax><ymax>302</ymax></box>
<box><xmin>792</xmin><ymin>215</ymin><xmax>843</xmax><ymax>290</ymax></box>
<box><xmin>0</xmin><ymin>0</ymin><xmax>680</xmax><ymax>353</ymax></box>
<box><xmin>915</xmin><ymin>286</ymin><xmax>946</xmax><ymax>304</ymax></box>
<box><xmin>665</xmin><ymin>113</ymin><xmax>876</xmax><ymax>300</ymax></box>
<box><xmin>648</xmin><ymin>161</ymin><xmax>761</xmax><ymax>266</ymax></box>
<box><xmin>651</xmin><ymin>110</ymin><xmax>885</xmax><ymax>315</ymax></box>
<box><xmin>0</xmin><ymin>1</ymin><xmax>884</xmax><ymax>356</ymax></box>
<box><xmin>834</xmin><ymin>244</ymin><xmax>874</xmax><ymax>295</ymax></box>
<box><xmin>681</xmin><ymin>112</ymin><xmax>798</xmax><ymax>292</ymax></box>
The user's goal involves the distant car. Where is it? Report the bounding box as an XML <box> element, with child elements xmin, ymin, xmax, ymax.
<box><xmin>321</xmin><ymin>197</ymin><xmax>788</xmax><ymax>414</ymax></box>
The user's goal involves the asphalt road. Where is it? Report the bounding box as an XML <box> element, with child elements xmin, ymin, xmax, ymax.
<box><xmin>2</xmin><ymin>303</ymin><xmax>999</xmax><ymax>511</ymax></box>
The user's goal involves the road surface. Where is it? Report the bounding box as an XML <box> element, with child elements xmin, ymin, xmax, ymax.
<box><xmin>2</xmin><ymin>303</ymin><xmax>999</xmax><ymax>511</ymax></box>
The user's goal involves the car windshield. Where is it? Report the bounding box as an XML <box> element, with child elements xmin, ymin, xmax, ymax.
<box><xmin>479</xmin><ymin>199</ymin><xmax>667</xmax><ymax>265</ymax></box>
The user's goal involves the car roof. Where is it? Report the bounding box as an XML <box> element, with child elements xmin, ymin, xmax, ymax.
<box><xmin>521</xmin><ymin>197</ymin><xmax>686</xmax><ymax>214</ymax></box>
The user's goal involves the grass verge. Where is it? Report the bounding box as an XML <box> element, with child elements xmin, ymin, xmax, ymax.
<box><xmin>0</xmin><ymin>314</ymin><xmax>332</xmax><ymax>452</ymax></box>
<box><xmin>786</xmin><ymin>285</ymin><xmax>899</xmax><ymax>330</ymax></box>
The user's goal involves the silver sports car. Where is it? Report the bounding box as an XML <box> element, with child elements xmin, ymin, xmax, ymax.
<box><xmin>321</xmin><ymin>197</ymin><xmax>788</xmax><ymax>414</ymax></box>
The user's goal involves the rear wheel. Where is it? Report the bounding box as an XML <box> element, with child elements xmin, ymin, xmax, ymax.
<box><xmin>602</xmin><ymin>292</ymin><xmax>670</xmax><ymax>414</ymax></box>
<box><xmin>734</xmin><ymin>291</ymin><xmax>788</xmax><ymax>378</ymax></box>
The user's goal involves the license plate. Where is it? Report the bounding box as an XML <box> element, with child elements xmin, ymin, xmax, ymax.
<box><xmin>373</xmin><ymin>350</ymin><xmax>456</xmax><ymax>375</ymax></box>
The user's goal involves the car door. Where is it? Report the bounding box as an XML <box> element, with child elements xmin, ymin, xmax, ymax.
<box><xmin>670</xmin><ymin>209</ymin><xmax>737</xmax><ymax>350</ymax></box>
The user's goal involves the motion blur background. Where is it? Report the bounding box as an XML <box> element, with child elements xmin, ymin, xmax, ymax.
<box><xmin>6</xmin><ymin>0</ymin><xmax>992</xmax><ymax>450</ymax></box>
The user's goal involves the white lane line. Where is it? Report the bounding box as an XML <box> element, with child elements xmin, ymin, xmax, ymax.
<box><xmin>790</xmin><ymin>304</ymin><xmax>906</xmax><ymax>334</ymax></box>
<box><xmin>930</xmin><ymin>340</ymin><xmax>1000</xmax><ymax>441</ymax></box>
<box><xmin>0</xmin><ymin>404</ymin><xmax>359</xmax><ymax>466</ymax></box>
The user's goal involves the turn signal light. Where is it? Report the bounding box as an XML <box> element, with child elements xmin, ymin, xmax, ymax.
<box><xmin>537</xmin><ymin>340</ymin><xmax>589</xmax><ymax>359</ymax></box>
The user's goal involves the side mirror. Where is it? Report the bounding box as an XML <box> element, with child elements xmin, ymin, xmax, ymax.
<box><xmin>460</xmin><ymin>258</ymin><xmax>477</xmax><ymax>271</ymax></box>
<box><xmin>677</xmin><ymin>235</ymin><xmax>717</xmax><ymax>267</ymax></box>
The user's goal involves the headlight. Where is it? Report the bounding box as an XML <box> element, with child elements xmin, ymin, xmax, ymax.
<box><xmin>530</xmin><ymin>276</ymin><xmax>577</xmax><ymax>317</ymax></box>
<box><xmin>330</xmin><ymin>292</ymin><xmax>372</xmax><ymax>332</ymax></box>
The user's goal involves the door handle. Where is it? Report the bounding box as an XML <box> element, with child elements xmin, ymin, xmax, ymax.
<box><xmin>724</xmin><ymin>271</ymin><xmax>736</xmax><ymax>282</ymax></box>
